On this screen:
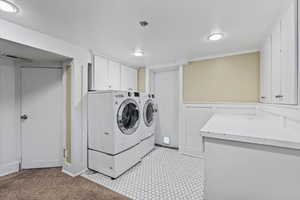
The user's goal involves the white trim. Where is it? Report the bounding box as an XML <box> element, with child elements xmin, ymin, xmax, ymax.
<box><xmin>81</xmin><ymin>64</ymin><xmax>88</xmax><ymax>170</ymax></box>
<box><xmin>180</xmin><ymin>150</ymin><xmax>204</xmax><ymax>159</ymax></box>
<box><xmin>184</xmin><ymin>101</ymin><xmax>259</xmax><ymax>105</ymax></box>
<box><xmin>178</xmin><ymin>65</ymin><xmax>185</xmax><ymax>152</ymax></box>
<box><xmin>62</xmin><ymin>168</ymin><xmax>87</xmax><ymax>177</ymax></box>
<box><xmin>189</xmin><ymin>49</ymin><xmax>259</xmax><ymax>62</ymax></box>
<box><xmin>22</xmin><ymin>160</ymin><xmax>62</xmax><ymax>169</ymax></box>
<box><xmin>0</xmin><ymin>161</ymin><xmax>19</xmax><ymax>177</ymax></box>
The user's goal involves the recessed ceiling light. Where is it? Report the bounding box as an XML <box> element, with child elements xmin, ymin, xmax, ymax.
<box><xmin>132</xmin><ymin>48</ymin><xmax>144</xmax><ymax>57</ymax></box>
<box><xmin>0</xmin><ymin>0</ymin><xmax>19</xmax><ymax>13</ymax></box>
<box><xmin>139</xmin><ymin>21</ymin><xmax>149</xmax><ymax>27</ymax></box>
<box><xmin>208</xmin><ymin>33</ymin><xmax>224</xmax><ymax>41</ymax></box>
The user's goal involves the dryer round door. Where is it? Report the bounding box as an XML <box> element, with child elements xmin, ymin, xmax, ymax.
<box><xmin>143</xmin><ymin>99</ymin><xmax>155</xmax><ymax>127</ymax></box>
<box><xmin>117</xmin><ymin>99</ymin><xmax>140</xmax><ymax>135</ymax></box>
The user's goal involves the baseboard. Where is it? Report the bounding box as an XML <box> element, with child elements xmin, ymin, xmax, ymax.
<box><xmin>62</xmin><ymin>168</ymin><xmax>88</xmax><ymax>177</ymax></box>
<box><xmin>22</xmin><ymin>160</ymin><xmax>62</xmax><ymax>169</ymax></box>
<box><xmin>0</xmin><ymin>161</ymin><xmax>19</xmax><ymax>177</ymax></box>
<box><xmin>155</xmin><ymin>144</ymin><xmax>179</xmax><ymax>150</ymax></box>
<box><xmin>180</xmin><ymin>148</ymin><xmax>204</xmax><ymax>158</ymax></box>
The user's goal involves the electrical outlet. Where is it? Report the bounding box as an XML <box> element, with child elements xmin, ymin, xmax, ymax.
<box><xmin>163</xmin><ymin>137</ymin><xmax>170</xmax><ymax>144</ymax></box>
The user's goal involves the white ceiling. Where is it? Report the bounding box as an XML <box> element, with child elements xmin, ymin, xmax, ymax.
<box><xmin>0</xmin><ymin>0</ymin><xmax>292</xmax><ymax>66</ymax></box>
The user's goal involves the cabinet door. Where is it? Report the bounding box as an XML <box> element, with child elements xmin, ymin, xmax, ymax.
<box><xmin>121</xmin><ymin>65</ymin><xmax>137</xmax><ymax>91</ymax></box>
<box><xmin>108</xmin><ymin>61</ymin><xmax>121</xmax><ymax>90</ymax></box>
<box><xmin>260</xmin><ymin>37</ymin><xmax>272</xmax><ymax>103</ymax></box>
<box><xmin>94</xmin><ymin>56</ymin><xmax>109</xmax><ymax>90</ymax></box>
<box><xmin>271</xmin><ymin>22</ymin><xmax>281</xmax><ymax>104</ymax></box>
<box><xmin>127</xmin><ymin>67</ymin><xmax>137</xmax><ymax>90</ymax></box>
<box><xmin>280</xmin><ymin>1</ymin><xmax>298</xmax><ymax>104</ymax></box>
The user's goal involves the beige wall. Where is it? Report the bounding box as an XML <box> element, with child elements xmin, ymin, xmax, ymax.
<box><xmin>183</xmin><ymin>52</ymin><xmax>260</xmax><ymax>102</ymax></box>
<box><xmin>138</xmin><ymin>67</ymin><xmax>145</xmax><ymax>92</ymax></box>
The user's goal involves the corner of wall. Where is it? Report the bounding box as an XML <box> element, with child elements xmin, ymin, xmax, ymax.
<box><xmin>0</xmin><ymin>161</ymin><xmax>19</xmax><ymax>177</ymax></box>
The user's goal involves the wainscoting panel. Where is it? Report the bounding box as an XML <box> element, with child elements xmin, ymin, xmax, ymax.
<box><xmin>180</xmin><ymin>103</ymin><xmax>257</xmax><ymax>157</ymax></box>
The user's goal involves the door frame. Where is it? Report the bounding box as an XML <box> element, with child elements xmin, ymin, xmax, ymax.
<box><xmin>16</xmin><ymin>63</ymin><xmax>66</xmax><ymax>169</ymax></box>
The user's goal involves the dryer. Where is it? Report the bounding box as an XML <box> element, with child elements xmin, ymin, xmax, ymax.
<box><xmin>139</xmin><ymin>92</ymin><xmax>157</xmax><ymax>157</ymax></box>
<box><xmin>88</xmin><ymin>90</ymin><xmax>142</xmax><ymax>178</ymax></box>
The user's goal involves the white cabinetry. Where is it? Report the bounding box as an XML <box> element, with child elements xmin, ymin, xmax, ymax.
<box><xmin>261</xmin><ymin>0</ymin><xmax>298</xmax><ymax>105</ymax></box>
<box><xmin>93</xmin><ymin>56</ymin><xmax>137</xmax><ymax>91</ymax></box>
<box><xmin>260</xmin><ymin>36</ymin><xmax>272</xmax><ymax>103</ymax></box>
<box><xmin>108</xmin><ymin>61</ymin><xmax>121</xmax><ymax>90</ymax></box>
<box><xmin>271</xmin><ymin>22</ymin><xmax>281</xmax><ymax>103</ymax></box>
<box><xmin>94</xmin><ymin>56</ymin><xmax>109</xmax><ymax>90</ymax></box>
<box><xmin>279</xmin><ymin>2</ymin><xmax>298</xmax><ymax>104</ymax></box>
<box><xmin>121</xmin><ymin>65</ymin><xmax>137</xmax><ymax>91</ymax></box>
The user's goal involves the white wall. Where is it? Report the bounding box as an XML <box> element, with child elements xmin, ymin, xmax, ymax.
<box><xmin>0</xmin><ymin>18</ymin><xmax>90</xmax><ymax>176</ymax></box>
<box><xmin>0</xmin><ymin>59</ymin><xmax>18</xmax><ymax>176</ymax></box>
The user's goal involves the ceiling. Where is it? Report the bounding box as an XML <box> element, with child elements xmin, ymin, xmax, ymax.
<box><xmin>0</xmin><ymin>0</ymin><xmax>292</xmax><ymax>67</ymax></box>
<box><xmin>0</xmin><ymin>38</ymin><xmax>69</xmax><ymax>62</ymax></box>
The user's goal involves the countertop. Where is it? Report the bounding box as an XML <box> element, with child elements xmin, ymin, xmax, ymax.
<box><xmin>200</xmin><ymin>114</ymin><xmax>300</xmax><ymax>150</ymax></box>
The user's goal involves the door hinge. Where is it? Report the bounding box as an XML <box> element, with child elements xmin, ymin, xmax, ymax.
<box><xmin>63</xmin><ymin>148</ymin><xmax>67</xmax><ymax>158</ymax></box>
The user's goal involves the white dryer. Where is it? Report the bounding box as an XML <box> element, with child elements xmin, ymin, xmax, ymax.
<box><xmin>88</xmin><ymin>90</ymin><xmax>142</xmax><ymax>178</ymax></box>
<box><xmin>139</xmin><ymin>92</ymin><xmax>157</xmax><ymax>157</ymax></box>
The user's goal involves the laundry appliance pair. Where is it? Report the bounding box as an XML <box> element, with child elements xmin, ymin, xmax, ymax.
<box><xmin>87</xmin><ymin>90</ymin><xmax>157</xmax><ymax>178</ymax></box>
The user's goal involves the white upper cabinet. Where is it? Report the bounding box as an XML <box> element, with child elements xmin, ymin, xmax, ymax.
<box><xmin>94</xmin><ymin>56</ymin><xmax>109</xmax><ymax>90</ymax></box>
<box><xmin>260</xmin><ymin>36</ymin><xmax>272</xmax><ymax>103</ymax></box>
<box><xmin>108</xmin><ymin>61</ymin><xmax>121</xmax><ymax>90</ymax></box>
<box><xmin>121</xmin><ymin>65</ymin><xmax>137</xmax><ymax>91</ymax></box>
<box><xmin>271</xmin><ymin>22</ymin><xmax>281</xmax><ymax>104</ymax></box>
<box><xmin>279</xmin><ymin>1</ymin><xmax>298</xmax><ymax>104</ymax></box>
<box><xmin>261</xmin><ymin>0</ymin><xmax>298</xmax><ymax>105</ymax></box>
<box><xmin>93</xmin><ymin>55</ymin><xmax>137</xmax><ymax>91</ymax></box>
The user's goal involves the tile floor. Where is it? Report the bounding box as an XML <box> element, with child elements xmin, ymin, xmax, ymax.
<box><xmin>82</xmin><ymin>147</ymin><xmax>204</xmax><ymax>200</ymax></box>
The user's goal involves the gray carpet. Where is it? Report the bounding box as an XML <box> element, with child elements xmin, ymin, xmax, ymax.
<box><xmin>0</xmin><ymin>167</ymin><xmax>129</xmax><ymax>200</ymax></box>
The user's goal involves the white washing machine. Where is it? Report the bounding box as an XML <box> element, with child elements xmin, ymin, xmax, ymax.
<box><xmin>88</xmin><ymin>90</ymin><xmax>142</xmax><ymax>178</ymax></box>
<box><xmin>139</xmin><ymin>92</ymin><xmax>157</xmax><ymax>157</ymax></box>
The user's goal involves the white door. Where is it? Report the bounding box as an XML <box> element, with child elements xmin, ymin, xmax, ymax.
<box><xmin>154</xmin><ymin>69</ymin><xmax>179</xmax><ymax>148</ymax></box>
<box><xmin>94</xmin><ymin>56</ymin><xmax>109</xmax><ymax>90</ymax></box>
<box><xmin>21</xmin><ymin>67</ymin><xmax>62</xmax><ymax>169</ymax></box>
<box><xmin>108</xmin><ymin>61</ymin><xmax>121</xmax><ymax>90</ymax></box>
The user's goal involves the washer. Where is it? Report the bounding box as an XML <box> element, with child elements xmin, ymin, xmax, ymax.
<box><xmin>139</xmin><ymin>92</ymin><xmax>157</xmax><ymax>157</ymax></box>
<box><xmin>87</xmin><ymin>90</ymin><xmax>142</xmax><ymax>178</ymax></box>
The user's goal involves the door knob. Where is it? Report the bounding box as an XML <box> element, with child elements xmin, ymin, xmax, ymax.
<box><xmin>21</xmin><ymin>114</ymin><xmax>28</xmax><ymax>120</ymax></box>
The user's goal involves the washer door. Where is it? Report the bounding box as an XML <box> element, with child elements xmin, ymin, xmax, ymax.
<box><xmin>117</xmin><ymin>99</ymin><xmax>140</xmax><ymax>135</ymax></box>
<box><xmin>143</xmin><ymin>99</ymin><xmax>155</xmax><ymax>127</ymax></box>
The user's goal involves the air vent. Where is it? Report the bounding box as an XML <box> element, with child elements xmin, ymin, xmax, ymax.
<box><xmin>0</xmin><ymin>52</ymin><xmax>32</xmax><ymax>62</ymax></box>
<box><xmin>139</xmin><ymin>21</ymin><xmax>149</xmax><ymax>27</ymax></box>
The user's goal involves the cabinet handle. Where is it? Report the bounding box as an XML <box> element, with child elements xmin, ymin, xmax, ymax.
<box><xmin>275</xmin><ymin>95</ymin><xmax>283</xmax><ymax>98</ymax></box>
<box><xmin>261</xmin><ymin>96</ymin><xmax>266</xmax><ymax>99</ymax></box>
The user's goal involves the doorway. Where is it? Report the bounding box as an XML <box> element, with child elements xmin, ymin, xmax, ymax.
<box><xmin>153</xmin><ymin>68</ymin><xmax>179</xmax><ymax>148</ymax></box>
<box><xmin>20</xmin><ymin>67</ymin><xmax>63</xmax><ymax>169</ymax></box>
